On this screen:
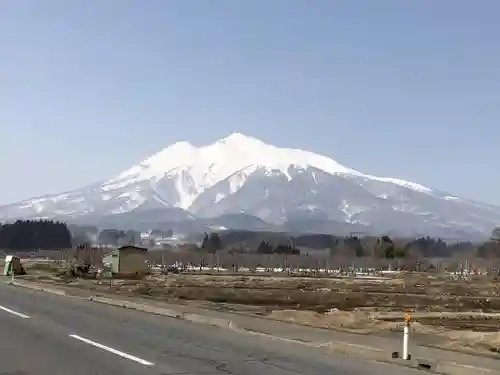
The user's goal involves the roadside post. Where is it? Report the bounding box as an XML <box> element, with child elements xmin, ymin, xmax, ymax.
<box><xmin>403</xmin><ymin>311</ymin><xmax>411</xmax><ymax>360</ymax></box>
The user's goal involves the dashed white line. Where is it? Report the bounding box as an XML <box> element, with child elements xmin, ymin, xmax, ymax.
<box><xmin>0</xmin><ymin>305</ymin><xmax>30</xmax><ymax>319</ymax></box>
<box><xmin>69</xmin><ymin>334</ymin><xmax>154</xmax><ymax>366</ymax></box>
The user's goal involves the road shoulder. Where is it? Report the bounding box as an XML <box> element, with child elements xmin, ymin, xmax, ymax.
<box><xmin>6</xmin><ymin>279</ymin><xmax>499</xmax><ymax>375</ymax></box>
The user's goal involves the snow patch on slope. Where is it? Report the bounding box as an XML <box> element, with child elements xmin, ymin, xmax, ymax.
<box><xmin>370</xmin><ymin>178</ymin><xmax>433</xmax><ymax>194</ymax></box>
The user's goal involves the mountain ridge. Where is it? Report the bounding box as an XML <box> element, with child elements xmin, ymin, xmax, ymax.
<box><xmin>1</xmin><ymin>132</ymin><xmax>499</xmax><ymax>239</ymax></box>
<box><xmin>104</xmin><ymin>132</ymin><xmax>440</xmax><ymax>207</ymax></box>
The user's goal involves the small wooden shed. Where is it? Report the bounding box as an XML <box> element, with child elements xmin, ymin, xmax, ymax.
<box><xmin>102</xmin><ymin>246</ymin><xmax>148</xmax><ymax>275</ymax></box>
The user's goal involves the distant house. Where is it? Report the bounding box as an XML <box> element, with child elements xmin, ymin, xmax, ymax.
<box><xmin>102</xmin><ymin>245</ymin><xmax>148</xmax><ymax>275</ymax></box>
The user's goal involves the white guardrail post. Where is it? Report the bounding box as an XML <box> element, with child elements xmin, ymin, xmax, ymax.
<box><xmin>403</xmin><ymin>311</ymin><xmax>411</xmax><ymax>360</ymax></box>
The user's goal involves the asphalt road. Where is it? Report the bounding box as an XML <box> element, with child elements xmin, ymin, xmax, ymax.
<box><xmin>0</xmin><ymin>283</ymin><xmax>423</xmax><ymax>375</ymax></box>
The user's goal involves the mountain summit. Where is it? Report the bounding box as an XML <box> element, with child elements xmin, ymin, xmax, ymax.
<box><xmin>103</xmin><ymin>132</ymin><xmax>361</xmax><ymax>209</ymax></box>
<box><xmin>1</xmin><ymin>133</ymin><xmax>499</xmax><ymax>238</ymax></box>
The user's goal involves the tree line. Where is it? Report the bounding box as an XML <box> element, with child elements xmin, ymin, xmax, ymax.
<box><xmin>3</xmin><ymin>220</ymin><xmax>500</xmax><ymax>260</ymax></box>
<box><xmin>0</xmin><ymin>220</ymin><xmax>72</xmax><ymax>250</ymax></box>
<box><xmin>199</xmin><ymin>230</ymin><xmax>500</xmax><ymax>259</ymax></box>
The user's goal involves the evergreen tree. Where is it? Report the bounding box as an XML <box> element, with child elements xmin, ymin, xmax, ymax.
<box><xmin>0</xmin><ymin>220</ymin><xmax>72</xmax><ymax>250</ymax></box>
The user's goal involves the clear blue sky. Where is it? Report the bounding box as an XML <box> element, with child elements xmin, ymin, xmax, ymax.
<box><xmin>1</xmin><ymin>1</ymin><xmax>499</xmax><ymax>205</ymax></box>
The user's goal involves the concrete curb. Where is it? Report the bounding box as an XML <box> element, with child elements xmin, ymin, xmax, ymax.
<box><xmin>89</xmin><ymin>296</ymin><xmax>184</xmax><ymax>318</ymax></box>
<box><xmin>8</xmin><ymin>280</ymin><xmax>67</xmax><ymax>296</ymax></box>
<box><xmin>9</xmin><ymin>281</ymin><xmax>236</xmax><ymax>330</ymax></box>
<box><xmin>6</xmin><ymin>281</ymin><xmax>494</xmax><ymax>375</ymax></box>
<box><xmin>89</xmin><ymin>295</ymin><xmax>234</xmax><ymax>329</ymax></box>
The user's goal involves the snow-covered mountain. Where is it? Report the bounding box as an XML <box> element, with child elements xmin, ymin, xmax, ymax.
<box><xmin>2</xmin><ymin>133</ymin><xmax>500</xmax><ymax>239</ymax></box>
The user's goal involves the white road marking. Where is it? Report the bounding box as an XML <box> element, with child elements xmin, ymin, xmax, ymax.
<box><xmin>0</xmin><ymin>305</ymin><xmax>30</xmax><ymax>319</ymax></box>
<box><xmin>69</xmin><ymin>334</ymin><xmax>154</xmax><ymax>366</ymax></box>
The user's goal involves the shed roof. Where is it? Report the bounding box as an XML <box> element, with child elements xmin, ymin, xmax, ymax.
<box><xmin>117</xmin><ymin>245</ymin><xmax>147</xmax><ymax>252</ymax></box>
<box><xmin>103</xmin><ymin>246</ymin><xmax>148</xmax><ymax>258</ymax></box>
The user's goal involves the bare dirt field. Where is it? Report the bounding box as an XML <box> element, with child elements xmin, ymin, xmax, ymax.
<box><xmin>20</xmin><ymin>266</ymin><xmax>500</xmax><ymax>355</ymax></box>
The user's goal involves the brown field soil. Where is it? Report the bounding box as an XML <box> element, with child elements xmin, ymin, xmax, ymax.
<box><xmin>22</xmin><ymin>270</ymin><xmax>500</xmax><ymax>313</ymax></box>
